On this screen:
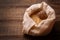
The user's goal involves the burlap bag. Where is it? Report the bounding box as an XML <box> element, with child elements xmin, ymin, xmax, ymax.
<box><xmin>22</xmin><ymin>2</ymin><xmax>56</xmax><ymax>36</ymax></box>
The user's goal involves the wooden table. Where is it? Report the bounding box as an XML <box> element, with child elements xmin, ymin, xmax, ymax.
<box><xmin>0</xmin><ymin>0</ymin><xmax>60</xmax><ymax>40</ymax></box>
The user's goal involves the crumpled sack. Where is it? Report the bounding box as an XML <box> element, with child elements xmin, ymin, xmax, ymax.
<box><xmin>22</xmin><ymin>2</ymin><xmax>56</xmax><ymax>36</ymax></box>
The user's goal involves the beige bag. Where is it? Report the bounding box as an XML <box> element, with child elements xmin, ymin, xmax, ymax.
<box><xmin>22</xmin><ymin>2</ymin><xmax>56</xmax><ymax>36</ymax></box>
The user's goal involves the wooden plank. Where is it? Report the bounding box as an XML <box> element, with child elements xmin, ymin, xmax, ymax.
<box><xmin>0</xmin><ymin>21</ymin><xmax>60</xmax><ymax>36</ymax></box>
<box><xmin>54</xmin><ymin>9</ymin><xmax>60</xmax><ymax>15</ymax></box>
<box><xmin>0</xmin><ymin>7</ymin><xmax>60</xmax><ymax>21</ymax></box>
<box><xmin>0</xmin><ymin>8</ymin><xmax>26</xmax><ymax>22</ymax></box>
<box><xmin>46</xmin><ymin>0</ymin><xmax>60</xmax><ymax>5</ymax></box>
<box><xmin>0</xmin><ymin>0</ymin><xmax>60</xmax><ymax>7</ymax></box>
<box><xmin>46</xmin><ymin>0</ymin><xmax>60</xmax><ymax>9</ymax></box>
<box><xmin>0</xmin><ymin>21</ymin><xmax>23</xmax><ymax>35</ymax></box>
<box><xmin>0</xmin><ymin>12</ymin><xmax>59</xmax><ymax>36</ymax></box>
<box><xmin>54</xmin><ymin>21</ymin><xmax>60</xmax><ymax>32</ymax></box>
<box><xmin>0</xmin><ymin>0</ymin><xmax>43</xmax><ymax>7</ymax></box>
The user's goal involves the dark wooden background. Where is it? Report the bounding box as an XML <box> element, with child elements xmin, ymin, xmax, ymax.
<box><xmin>0</xmin><ymin>0</ymin><xmax>60</xmax><ymax>40</ymax></box>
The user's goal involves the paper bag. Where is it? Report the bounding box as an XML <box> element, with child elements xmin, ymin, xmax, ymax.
<box><xmin>22</xmin><ymin>2</ymin><xmax>56</xmax><ymax>36</ymax></box>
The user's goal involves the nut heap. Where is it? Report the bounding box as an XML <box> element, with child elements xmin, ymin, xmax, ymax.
<box><xmin>30</xmin><ymin>10</ymin><xmax>48</xmax><ymax>24</ymax></box>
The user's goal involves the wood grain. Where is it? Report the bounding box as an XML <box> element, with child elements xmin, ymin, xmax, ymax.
<box><xmin>0</xmin><ymin>7</ymin><xmax>59</xmax><ymax>21</ymax></box>
<box><xmin>0</xmin><ymin>0</ymin><xmax>60</xmax><ymax>36</ymax></box>
<box><xmin>0</xmin><ymin>7</ymin><xmax>60</xmax><ymax>36</ymax></box>
<box><xmin>0</xmin><ymin>0</ymin><xmax>43</xmax><ymax>7</ymax></box>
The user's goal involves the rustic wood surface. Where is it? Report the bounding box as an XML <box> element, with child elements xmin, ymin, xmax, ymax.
<box><xmin>0</xmin><ymin>0</ymin><xmax>60</xmax><ymax>40</ymax></box>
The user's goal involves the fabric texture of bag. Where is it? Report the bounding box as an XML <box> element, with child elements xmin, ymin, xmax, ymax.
<box><xmin>22</xmin><ymin>2</ymin><xmax>56</xmax><ymax>36</ymax></box>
